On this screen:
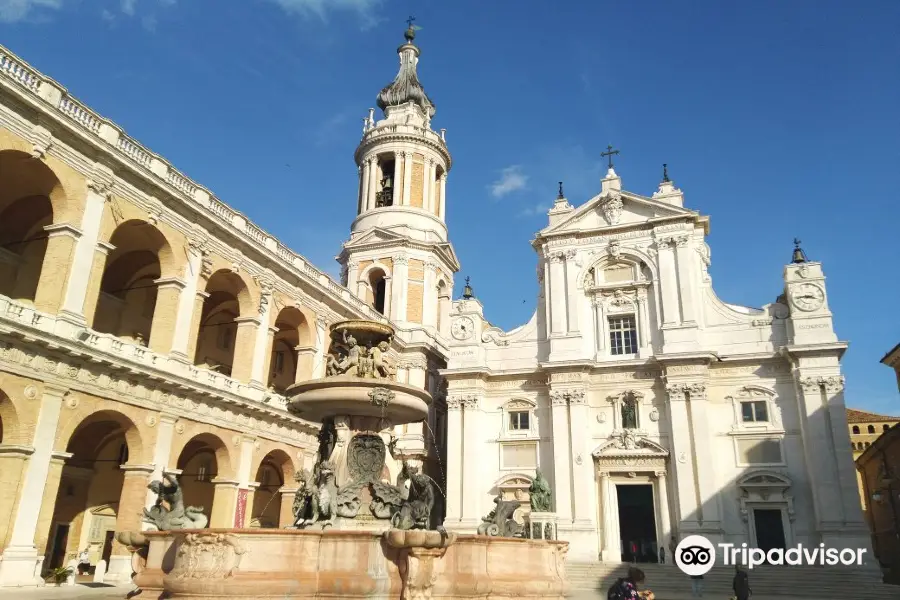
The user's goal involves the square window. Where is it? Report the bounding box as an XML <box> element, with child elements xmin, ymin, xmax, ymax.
<box><xmin>609</xmin><ymin>315</ymin><xmax>638</xmax><ymax>355</ymax></box>
<box><xmin>741</xmin><ymin>400</ymin><xmax>769</xmax><ymax>423</ymax></box>
<box><xmin>509</xmin><ymin>410</ymin><xmax>530</xmax><ymax>431</ymax></box>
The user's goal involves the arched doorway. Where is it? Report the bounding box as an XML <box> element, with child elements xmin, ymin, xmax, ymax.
<box><xmin>175</xmin><ymin>432</ymin><xmax>232</xmax><ymax>527</ymax></box>
<box><xmin>45</xmin><ymin>411</ymin><xmax>140</xmax><ymax>574</ymax></box>
<box><xmin>250</xmin><ymin>450</ymin><xmax>293</xmax><ymax>528</ymax></box>
<box><xmin>194</xmin><ymin>270</ymin><xmax>252</xmax><ymax>378</ymax></box>
<box><xmin>0</xmin><ymin>150</ymin><xmax>65</xmax><ymax>307</ymax></box>
<box><xmin>367</xmin><ymin>268</ymin><xmax>387</xmax><ymax>314</ymax></box>
<box><xmin>267</xmin><ymin>306</ymin><xmax>313</xmax><ymax>392</ymax></box>
<box><xmin>92</xmin><ymin>220</ymin><xmax>174</xmax><ymax>348</ymax></box>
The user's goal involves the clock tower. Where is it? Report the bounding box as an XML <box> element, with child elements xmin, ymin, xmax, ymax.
<box><xmin>338</xmin><ymin>24</ymin><xmax>460</xmax><ymax>341</ymax></box>
<box><xmin>783</xmin><ymin>240</ymin><xmax>838</xmax><ymax>345</ymax></box>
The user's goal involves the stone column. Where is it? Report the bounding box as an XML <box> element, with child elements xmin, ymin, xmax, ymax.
<box><xmin>655</xmin><ymin>471</ymin><xmax>672</xmax><ymax>551</ymax></box>
<box><xmin>461</xmin><ymin>397</ymin><xmax>482</xmax><ymax>524</ymax></box>
<box><xmin>674</xmin><ymin>236</ymin><xmax>696</xmax><ymax>324</ymax></box>
<box><xmin>234</xmin><ymin>436</ymin><xmax>257</xmax><ymax>528</ymax></box>
<box><xmin>313</xmin><ymin>316</ymin><xmax>328</xmax><ymax>379</ymax></box>
<box><xmin>438</xmin><ymin>174</ymin><xmax>447</xmax><ymax>219</ymax></box>
<box><xmin>548</xmin><ymin>253</ymin><xmax>567</xmax><ymax>334</ymax></box>
<box><xmin>599</xmin><ymin>472</ymin><xmax>616</xmax><ymax>561</ymax></box>
<box><xmin>564</xmin><ymin>251</ymin><xmax>579</xmax><ymax>333</ymax></box>
<box><xmin>107</xmin><ymin>464</ymin><xmax>154</xmax><ymax>581</ymax></box>
<box><xmin>58</xmin><ymin>178</ymin><xmax>109</xmax><ymax>324</ymax></box>
<box><xmin>402</xmin><ymin>151</ymin><xmax>413</xmax><ymax>206</ymax></box>
<box><xmin>142</xmin><ymin>415</ymin><xmax>177</xmax><ymax>526</ymax></box>
<box><xmin>664</xmin><ymin>384</ymin><xmax>699</xmax><ymax>530</ymax></box>
<box><xmin>357</xmin><ymin>279</ymin><xmax>368</xmax><ymax>302</ymax></box>
<box><xmin>148</xmin><ymin>278</ymin><xmax>185</xmax><ymax>354</ymax></box>
<box><xmin>33</xmin><ymin>452</ymin><xmax>68</xmax><ymax>561</ymax></box>
<box><xmin>34</xmin><ymin>224</ymin><xmax>80</xmax><ymax>316</ymax></box>
<box><xmin>684</xmin><ymin>384</ymin><xmax>721</xmax><ymax>534</ymax></box>
<box><xmin>209</xmin><ymin>479</ymin><xmax>239</xmax><ymax>528</ymax></box>
<box><xmin>185</xmin><ymin>290</ymin><xmax>210</xmax><ymax>364</ymax></box>
<box><xmin>382</xmin><ymin>275</ymin><xmax>393</xmax><ymax>319</ymax></box>
<box><xmin>249</xmin><ymin>282</ymin><xmax>275</xmax><ymax>388</ymax></box>
<box><xmin>0</xmin><ymin>447</ymin><xmax>32</xmax><ymax>551</ymax></box>
<box><xmin>444</xmin><ymin>399</ymin><xmax>463</xmax><ymax>525</ymax></box>
<box><xmin>232</xmin><ymin>316</ymin><xmax>261</xmax><ymax>383</ymax></box>
<box><xmin>367</xmin><ymin>157</ymin><xmax>379</xmax><ymax>211</ymax></box>
<box><xmin>358</xmin><ymin>161</ymin><xmax>369</xmax><ymax>214</ymax></box>
<box><xmin>78</xmin><ymin>241</ymin><xmax>114</xmax><ymax>330</ymax></box>
<box><xmin>392</xmin><ymin>256</ymin><xmax>409</xmax><ymax>322</ymax></box>
<box><xmin>346</xmin><ymin>261</ymin><xmax>359</xmax><ymax>297</ymax></box>
<box><xmin>169</xmin><ymin>242</ymin><xmax>204</xmax><ymax>360</ymax></box>
<box><xmin>568</xmin><ymin>392</ymin><xmax>592</xmax><ymax>524</ymax></box>
<box><xmin>657</xmin><ymin>238</ymin><xmax>680</xmax><ymax>325</ymax></box>
<box><xmin>294</xmin><ymin>345</ymin><xmax>316</xmax><ymax>383</ymax></box>
<box><xmin>550</xmin><ymin>391</ymin><xmax>572</xmax><ymax>521</ymax></box>
<box><xmin>0</xmin><ymin>386</ymin><xmax>66</xmax><ymax>586</ymax></box>
<box><xmin>636</xmin><ymin>289</ymin><xmax>651</xmax><ymax>352</ymax></box>
<box><xmin>592</xmin><ymin>296</ymin><xmax>605</xmax><ymax>355</ymax></box>
<box><xmin>279</xmin><ymin>487</ymin><xmax>297</xmax><ymax>528</ymax></box>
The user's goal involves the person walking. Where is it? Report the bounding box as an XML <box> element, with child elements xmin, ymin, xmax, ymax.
<box><xmin>733</xmin><ymin>565</ymin><xmax>751</xmax><ymax>600</ymax></box>
<box><xmin>690</xmin><ymin>573</ymin><xmax>704</xmax><ymax>597</ymax></box>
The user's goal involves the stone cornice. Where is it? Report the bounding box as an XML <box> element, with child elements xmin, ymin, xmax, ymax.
<box><xmin>355</xmin><ymin>127</ymin><xmax>452</xmax><ymax>170</ymax></box>
<box><xmin>780</xmin><ymin>343</ymin><xmax>848</xmax><ymax>361</ymax></box>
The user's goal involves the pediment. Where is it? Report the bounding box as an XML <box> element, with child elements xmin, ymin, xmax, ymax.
<box><xmin>540</xmin><ymin>190</ymin><xmax>697</xmax><ymax>237</ymax></box>
<box><xmin>737</xmin><ymin>470</ymin><xmax>791</xmax><ymax>489</ymax></box>
<box><xmin>591</xmin><ymin>432</ymin><xmax>669</xmax><ymax>457</ymax></box>
<box><xmin>343</xmin><ymin>227</ymin><xmax>407</xmax><ymax>248</ymax></box>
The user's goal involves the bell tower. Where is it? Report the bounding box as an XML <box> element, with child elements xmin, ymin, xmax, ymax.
<box><xmin>339</xmin><ymin>24</ymin><xmax>459</xmax><ymax>339</ymax></box>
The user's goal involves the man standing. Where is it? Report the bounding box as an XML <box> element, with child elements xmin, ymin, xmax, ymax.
<box><xmin>733</xmin><ymin>565</ymin><xmax>751</xmax><ymax>600</ymax></box>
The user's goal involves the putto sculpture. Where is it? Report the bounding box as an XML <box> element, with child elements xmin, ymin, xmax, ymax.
<box><xmin>529</xmin><ymin>470</ymin><xmax>552</xmax><ymax>512</ymax></box>
<box><xmin>143</xmin><ymin>473</ymin><xmax>208</xmax><ymax>530</ymax></box>
<box><xmin>325</xmin><ymin>321</ymin><xmax>396</xmax><ymax>379</ymax></box>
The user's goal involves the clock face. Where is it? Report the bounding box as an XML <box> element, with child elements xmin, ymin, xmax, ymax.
<box><xmin>790</xmin><ymin>283</ymin><xmax>825</xmax><ymax>312</ymax></box>
<box><xmin>451</xmin><ymin>316</ymin><xmax>475</xmax><ymax>341</ymax></box>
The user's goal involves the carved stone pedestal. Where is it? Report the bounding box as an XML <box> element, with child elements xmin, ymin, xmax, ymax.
<box><xmin>525</xmin><ymin>511</ymin><xmax>559</xmax><ymax>540</ymax></box>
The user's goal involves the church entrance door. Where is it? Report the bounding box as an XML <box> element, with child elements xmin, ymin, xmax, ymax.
<box><xmin>616</xmin><ymin>484</ymin><xmax>657</xmax><ymax>563</ymax></box>
<box><xmin>753</xmin><ymin>508</ymin><xmax>786</xmax><ymax>553</ymax></box>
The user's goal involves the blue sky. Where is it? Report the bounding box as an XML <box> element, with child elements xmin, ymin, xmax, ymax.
<box><xmin>2</xmin><ymin>0</ymin><xmax>899</xmax><ymax>414</ymax></box>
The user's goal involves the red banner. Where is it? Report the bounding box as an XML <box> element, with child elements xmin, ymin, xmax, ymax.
<box><xmin>234</xmin><ymin>488</ymin><xmax>248</xmax><ymax>528</ymax></box>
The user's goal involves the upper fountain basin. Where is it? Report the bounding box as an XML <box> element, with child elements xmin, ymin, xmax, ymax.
<box><xmin>287</xmin><ymin>376</ymin><xmax>431</xmax><ymax>424</ymax></box>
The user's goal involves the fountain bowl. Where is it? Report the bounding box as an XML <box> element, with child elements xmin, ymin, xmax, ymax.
<box><xmin>331</xmin><ymin>319</ymin><xmax>394</xmax><ymax>345</ymax></box>
<box><xmin>287</xmin><ymin>376</ymin><xmax>431</xmax><ymax>424</ymax></box>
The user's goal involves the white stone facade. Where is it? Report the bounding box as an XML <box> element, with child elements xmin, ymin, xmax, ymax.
<box><xmin>441</xmin><ymin>169</ymin><xmax>871</xmax><ymax>562</ymax></box>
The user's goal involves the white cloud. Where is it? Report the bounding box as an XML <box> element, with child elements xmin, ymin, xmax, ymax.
<box><xmin>490</xmin><ymin>165</ymin><xmax>528</xmax><ymax>199</ymax></box>
<box><xmin>0</xmin><ymin>0</ymin><xmax>62</xmax><ymax>23</ymax></box>
<box><xmin>269</xmin><ymin>0</ymin><xmax>382</xmax><ymax>27</ymax></box>
<box><xmin>120</xmin><ymin>0</ymin><xmax>136</xmax><ymax>15</ymax></box>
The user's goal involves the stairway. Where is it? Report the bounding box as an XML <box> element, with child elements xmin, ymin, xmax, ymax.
<box><xmin>567</xmin><ymin>562</ymin><xmax>899</xmax><ymax>599</ymax></box>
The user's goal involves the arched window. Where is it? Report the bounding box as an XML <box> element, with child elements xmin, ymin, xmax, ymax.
<box><xmin>868</xmin><ymin>425</ymin><xmax>876</xmax><ymax>434</ymax></box>
<box><xmin>864</xmin><ymin>442</ymin><xmax>871</xmax><ymax>448</ymax></box>
<box><xmin>852</xmin><ymin>426</ymin><xmax>860</xmax><ymax>434</ymax></box>
<box><xmin>884</xmin><ymin>424</ymin><xmax>890</xmax><ymax>432</ymax></box>
<box><xmin>374</xmin><ymin>278</ymin><xmax>386</xmax><ymax>314</ymax></box>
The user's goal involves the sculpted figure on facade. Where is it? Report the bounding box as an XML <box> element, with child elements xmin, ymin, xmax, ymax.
<box><xmin>290</xmin><ymin>468</ymin><xmax>317</xmax><ymax>528</ymax></box>
<box><xmin>529</xmin><ymin>470</ymin><xmax>552</xmax><ymax>512</ymax></box>
<box><xmin>325</xmin><ymin>329</ymin><xmax>395</xmax><ymax>380</ymax></box>
<box><xmin>143</xmin><ymin>474</ymin><xmax>209</xmax><ymax>530</ymax></box>
<box><xmin>391</xmin><ymin>471</ymin><xmax>437</xmax><ymax>530</ymax></box>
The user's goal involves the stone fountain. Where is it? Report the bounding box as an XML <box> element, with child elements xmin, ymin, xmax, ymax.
<box><xmin>116</xmin><ymin>320</ymin><xmax>569</xmax><ymax>599</ymax></box>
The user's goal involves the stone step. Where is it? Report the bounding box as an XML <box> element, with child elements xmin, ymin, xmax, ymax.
<box><xmin>566</xmin><ymin>563</ymin><xmax>898</xmax><ymax>599</ymax></box>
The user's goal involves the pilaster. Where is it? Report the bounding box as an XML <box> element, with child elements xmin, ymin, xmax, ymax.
<box><xmin>564</xmin><ymin>250</ymin><xmax>579</xmax><ymax>333</ymax></box>
<box><xmin>367</xmin><ymin>157</ymin><xmax>378</xmax><ymax>211</ymax></box>
<box><xmin>34</xmin><ymin>223</ymin><xmax>80</xmax><ymax>315</ymax></box>
<box><xmin>142</xmin><ymin>415</ymin><xmax>178</xmax><ymax>527</ymax></box>
<box><xmin>249</xmin><ymin>279</ymin><xmax>275</xmax><ymax>388</ymax></box>
<box><xmin>402</xmin><ymin>151</ymin><xmax>413</xmax><ymax>206</ymax></box>
<box><xmin>170</xmin><ymin>241</ymin><xmax>204</xmax><ymax>359</ymax></box>
<box><xmin>656</xmin><ymin>237</ymin><xmax>680</xmax><ymax>326</ymax></box>
<box><xmin>148</xmin><ymin>277</ymin><xmax>186</xmax><ymax>354</ymax></box>
<box><xmin>548</xmin><ymin>252</ymin><xmax>567</xmax><ymax>334</ymax></box>
<box><xmin>392</xmin><ymin>256</ymin><xmax>409</xmax><ymax>322</ymax></box>
<box><xmin>549</xmin><ymin>389</ymin><xmax>573</xmax><ymax>521</ymax></box>
<box><xmin>0</xmin><ymin>386</ymin><xmax>67</xmax><ymax>586</ymax></box>
<box><xmin>232</xmin><ymin>316</ymin><xmax>261</xmax><ymax>383</ymax></box>
<box><xmin>58</xmin><ymin>173</ymin><xmax>111</xmax><ymax>324</ymax></box>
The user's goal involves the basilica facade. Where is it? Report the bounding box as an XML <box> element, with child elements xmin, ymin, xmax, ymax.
<box><xmin>0</xmin><ymin>23</ymin><xmax>870</xmax><ymax>587</ymax></box>
<box><xmin>442</xmin><ymin>163</ymin><xmax>871</xmax><ymax>561</ymax></box>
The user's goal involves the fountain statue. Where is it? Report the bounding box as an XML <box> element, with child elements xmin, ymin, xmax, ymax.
<box><xmin>114</xmin><ymin>319</ymin><xmax>569</xmax><ymax>600</ymax></box>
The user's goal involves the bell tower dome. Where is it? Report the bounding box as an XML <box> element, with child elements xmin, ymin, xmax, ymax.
<box><xmin>339</xmin><ymin>25</ymin><xmax>459</xmax><ymax>338</ymax></box>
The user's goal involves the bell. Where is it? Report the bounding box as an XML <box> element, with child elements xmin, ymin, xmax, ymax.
<box><xmin>791</xmin><ymin>238</ymin><xmax>808</xmax><ymax>264</ymax></box>
<box><xmin>462</xmin><ymin>276</ymin><xmax>474</xmax><ymax>300</ymax></box>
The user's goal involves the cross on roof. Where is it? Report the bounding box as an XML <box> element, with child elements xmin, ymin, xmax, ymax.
<box><xmin>601</xmin><ymin>145</ymin><xmax>619</xmax><ymax>170</ymax></box>
<box><xmin>406</xmin><ymin>15</ymin><xmax>416</xmax><ymax>28</ymax></box>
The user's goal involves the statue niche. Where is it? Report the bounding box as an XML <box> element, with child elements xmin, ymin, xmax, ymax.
<box><xmin>621</xmin><ymin>394</ymin><xmax>639</xmax><ymax>429</ymax></box>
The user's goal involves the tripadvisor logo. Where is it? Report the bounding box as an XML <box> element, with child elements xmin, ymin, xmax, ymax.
<box><xmin>675</xmin><ymin>535</ymin><xmax>868</xmax><ymax>574</ymax></box>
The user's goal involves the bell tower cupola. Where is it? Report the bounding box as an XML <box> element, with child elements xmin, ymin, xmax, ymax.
<box><xmin>340</xmin><ymin>24</ymin><xmax>459</xmax><ymax>337</ymax></box>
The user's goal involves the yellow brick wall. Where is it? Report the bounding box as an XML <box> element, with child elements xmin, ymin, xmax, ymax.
<box><xmin>406</xmin><ymin>259</ymin><xmax>425</xmax><ymax>324</ymax></box>
<box><xmin>411</xmin><ymin>161</ymin><xmax>425</xmax><ymax>208</ymax></box>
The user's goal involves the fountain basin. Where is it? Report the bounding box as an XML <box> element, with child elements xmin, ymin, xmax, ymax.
<box><xmin>287</xmin><ymin>375</ymin><xmax>431</xmax><ymax>424</ymax></box>
<box><xmin>127</xmin><ymin>528</ymin><xmax>569</xmax><ymax>600</ymax></box>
